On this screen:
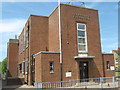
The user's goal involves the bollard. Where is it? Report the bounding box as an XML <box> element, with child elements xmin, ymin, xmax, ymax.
<box><xmin>100</xmin><ymin>77</ymin><xmax>103</xmax><ymax>88</ymax></box>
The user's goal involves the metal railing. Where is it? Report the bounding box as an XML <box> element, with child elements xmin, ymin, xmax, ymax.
<box><xmin>34</xmin><ymin>76</ymin><xmax>120</xmax><ymax>89</ymax></box>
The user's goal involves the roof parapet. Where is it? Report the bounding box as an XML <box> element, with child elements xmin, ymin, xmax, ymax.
<box><xmin>8</xmin><ymin>39</ymin><xmax>18</xmax><ymax>44</ymax></box>
<box><xmin>33</xmin><ymin>51</ymin><xmax>60</xmax><ymax>56</ymax></box>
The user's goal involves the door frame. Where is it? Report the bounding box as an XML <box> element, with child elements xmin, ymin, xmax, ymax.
<box><xmin>79</xmin><ymin>61</ymin><xmax>89</xmax><ymax>79</ymax></box>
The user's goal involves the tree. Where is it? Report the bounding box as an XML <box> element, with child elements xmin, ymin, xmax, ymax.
<box><xmin>1</xmin><ymin>58</ymin><xmax>7</xmax><ymax>74</ymax></box>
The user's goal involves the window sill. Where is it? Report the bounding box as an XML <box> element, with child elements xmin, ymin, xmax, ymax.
<box><xmin>78</xmin><ymin>51</ymin><xmax>88</xmax><ymax>54</ymax></box>
<box><xmin>22</xmin><ymin>72</ymin><xmax>25</xmax><ymax>75</ymax></box>
<box><xmin>32</xmin><ymin>71</ymin><xmax>35</xmax><ymax>73</ymax></box>
<box><xmin>107</xmin><ymin>69</ymin><xmax>110</xmax><ymax>71</ymax></box>
<box><xmin>26</xmin><ymin>46</ymin><xmax>28</xmax><ymax>49</ymax></box>
<box><xmin>50</xmin><ymin>72</ymin><xmax>54</xmax><ymax>74</ymax></box>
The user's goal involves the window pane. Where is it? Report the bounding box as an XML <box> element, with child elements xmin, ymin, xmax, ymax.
<box><xmin>22</xmin><ymin>62</ymin><xmax>25</xmax><ymax>74</ymax></box>
<box><xmin>78</xmin><ymin>45</ymin><xmax>86</xmax><ymax>51</ymax></box>
<box><xmin>25</xmin><ymin>61</ymin><xmax>28</xmax><ymax>74</ymax></box>
<box><xmin>78</xmin><ymin>38</ymin><xmax>85</xmax><ymax>43</ymax></box>
<box><xmin>78</xmin><ymin>31</ymin><xmax>85</xmax><ymax>37</ymax></box>
<box><xmin>78</xmin><ymin>24</ymin><xmax>85</xmax><ymax>29</ymax></box>
<box><xmin>50</xmin><ymin>62</ymin><xmax>54</xmax><ymax>73</ymax></box>
<box><xmin>106</xmin><ymin>61</ymin><xmax>110</xmax><ymax>69</ymax></box>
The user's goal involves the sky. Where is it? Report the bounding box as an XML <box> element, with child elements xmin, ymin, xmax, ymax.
<box><xmin>0</xmin><ymin>1</ymin><xmax>118</xmax><ymax>61</ymax></box>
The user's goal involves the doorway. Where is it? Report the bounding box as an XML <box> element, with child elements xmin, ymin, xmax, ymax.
<box><xmin>79</xmin><ymin>62</ymin><xmax>89</xmax><ymax>79</ymax></box>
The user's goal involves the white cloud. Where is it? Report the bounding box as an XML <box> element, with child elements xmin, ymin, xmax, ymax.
<box><xmin>0</xmin><ymin>18</ymin><xmax>27</xmax><ymax>61</ymax></box>
<box><xmin>101</xmin><ymin>37</ymin><xmax>118</xmax><ymax>42</ymax></box>
<box><xmin>0</xmin><ymin>18</ymin><xmax>27</xmax><ymax>33</ymax></box>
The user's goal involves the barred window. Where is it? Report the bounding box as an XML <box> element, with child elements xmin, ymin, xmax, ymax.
<box><xmin>106</xmin><ymin>61</ymin><xmax>110</xmax><ymax>70</ymax></box>
<box><xmin>50</xmin><ymin>61</ymin><xmax>54</xmax><ymax>73</ymax></box>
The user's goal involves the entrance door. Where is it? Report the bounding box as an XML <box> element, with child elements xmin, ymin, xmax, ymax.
<box><xmin>79</xmin><ymin>62</ymin><xmax>89</xmax><ymax>79</ymax></box>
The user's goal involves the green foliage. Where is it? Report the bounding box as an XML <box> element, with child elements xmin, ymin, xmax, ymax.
<box><xmin>1</xmin><ymin>58</ymin><xmax>7</xmax><ymax>74</ymax></box>
<box><xmin>116</xmin><ymin>71</ymin><xmax>120</xmax><ymax>76</ymax></box>
<box><xmin>0</xmin><ymin>62</ymin><xmax>2</xmax><ymax>74</ymax></box>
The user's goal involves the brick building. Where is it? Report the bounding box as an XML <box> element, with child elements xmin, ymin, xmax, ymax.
<box><xmin>7</xmin><ymin>4</ymin><xmax>115</xmax><ymax>85</ymax></box>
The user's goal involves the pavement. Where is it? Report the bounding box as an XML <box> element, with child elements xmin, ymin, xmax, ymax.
<box><xmin>3</xmin><ymin>84</ymin><xmax>34</xmax><ymax>88</ymax></box>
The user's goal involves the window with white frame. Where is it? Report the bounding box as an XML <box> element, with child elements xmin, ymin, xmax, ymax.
<box><xmin>25</xmin><ymin>27</ymin><xmax>29</xmax><ymax>48</ymax></box>
<box><xmin>19</xmin><ymin>63</ymin><xmax>22</xmax><ymax>73</ymax></box>
<box><xmin>77</xmin><ymin>23</ymin><xmax>87</xmax><ymax>52</ymax></box>
<box><xmin>22</xmin><ymin>61</ymin><xmax>25</xmax><ymax>74</ymax></box>
<box><xmin>50</xmin><ymin>61</ymin><xmax>54</xmax><ymax>73</ymax></box>
<box><xmin>25</xmin><ymin>60</ymin><xmax>28</xmax><ymax>74</ymax></box>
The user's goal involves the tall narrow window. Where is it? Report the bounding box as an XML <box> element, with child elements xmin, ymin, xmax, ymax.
<box><xmin>22</xmin><ymin>61</ymin><xmax>25</xmax><ymax>74</ymax></box>
<box><xmin>77</xmin><ymin>23</ymin><xmax>87</xmax><ymax>52</ymax></box>
<box><xmin>25</xmin><ymin>60</ymin><xmax>28</xmax><ymax>74</ymax></box>
<box><xmin>19</xmin><ymin>63</ymin><xmax>22</xmax><ymax>73</ymax></box>
<box><xmin>50</xmin><ymin>61</ymin><xmax>54</xmax><ymax>73</ymax></box>
<box><xmin>115</xmin><ymin>58</ymin><xmax>118</xmax><ymax>64</ymax></box>
<box><xmin>32</xmin><ymin>58</ymin><xmax>35</xmax><ymax>72</ymax></box>
<box><xmin>25</xmin><ymin>26</ymin><xmax>29</xmax><ymax>48</ymax></box>
<box><xmin>106</xmin><ymin>61</ymin><xmax>110</xmax><ymax>70</ymax></box>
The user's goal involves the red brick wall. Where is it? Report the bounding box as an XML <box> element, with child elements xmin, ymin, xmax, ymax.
<box><xmin>35</xmin><ymin>54</ymin><xmax>42</xmax><ymax>82</ymax></box>
<box><xmin>35</xmin><ymin>53</ymin><xmax>60</xmax><ymax>82</ymax></box>
<box><xmin>18</xmin><ymin>15</ymin><xmax>49</xmax><ymax>84</ymax></box>
<box><xmin>59</xmin><ymin>4</ymin><xmax>104</xmax><ymax>80</ymax></box>
<box><xmin>10</xmin><ymin>4</ymin><xmax>115</xmax><ymax>85</ymax></box>
<box><xmin>49</xmin><ymin>7</ymin><xmax>60</xmax><ymax>52</ymax></box>
<box><xmin>18</xmin><ymin>22</ymin><xmax>29</xmax><ymax>82</ymax></box>
<box><xmin>102</xmin><ymin>54</ymin><xmax>115</xmax><ymax>77</ymax></box>
<box><xmin>7</xmin><ymin>41</ymin><xmax>18</xmax><ymax>77</ymax></box>
<box><xmin>30</xmin><ymin>15</ymin><xmax>49</xmax><ymax>54</ymax></box>
<box><xmin>28</xmin><ymin>15</ymin><xmax>49</xmax><ymax>84</ymax></box>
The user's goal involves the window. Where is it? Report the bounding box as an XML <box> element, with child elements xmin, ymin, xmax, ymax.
<box><xmin>106</xmin><ymin>61</ymin><xmax>110</xmax><ymax>70</ymax></box>
<box><xmin>32</xmin><ymin>58</ymin><xmax>35</xmax><ymax>72</ymax></box>
<box><xmin>25</xmin><ymin>60</ymin><xmax>28</xmax><ymax>74</ymax></box>
<box><xmin>19</xmin><ymin>64</ymin><xmax>22</xmax><ymax>73</ymax></box>
<box><xmin>77</xmin><ymin>23</ymin><xmax>87</xmax><ymax>52</ymax></box>
<box><xmin>50</xmin><ymin>61</ymin><xmax>54</xmax><ymax>73</ymax></box>
<box><xmin>115</xmin><ymin>58</ymin><xmax>118</xmax><ymax>64</ymax></box>
<box><xmin>25</xmin><ymin>26</ymin><xmax>29</xmax><ymax>48</ymax></box>
<box><xmin>22</xmin><ymin>61</ymin><xmax>25</xmax><ymax>74</ymax></box>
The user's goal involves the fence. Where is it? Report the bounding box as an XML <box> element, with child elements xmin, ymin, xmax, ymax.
<box><xmin>34</xmin><ymin>76</ymin><xmax>120</xmax><ymax>89</ymax></box>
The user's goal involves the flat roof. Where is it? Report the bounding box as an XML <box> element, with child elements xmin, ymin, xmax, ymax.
<box><xmin>102</xmin><ymin>53</ymin><xmax>113</xmax><ymax>55</ymax></box>
<box><xmin>33</xmin><ymin>51</ymin><xmax>60</xmax><ymax>56</ymax></box>
<box><xmin>8</xmin><ymin>39</ymin><xmax>18</xmax><ymax>44</ymax></box>
<box><xmin>30</xmin><ymin>14</ymin><xmax>48</xmax><ymax>18</ymax></box>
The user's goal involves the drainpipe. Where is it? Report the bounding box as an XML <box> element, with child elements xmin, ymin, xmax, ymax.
<box><xmin>58</xmin><ymin>0</ymin><xmax>63</xmax><ymax>82</ymax></box>
<box><xmin>102</xmin><ymin>54</ymin><xmax>105</xmax><ymax>77</ymax></box>
<box><xmin>31</xmin><ymin>54</ymin><xmax>34</xmax><ymax>85</ymax></box>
